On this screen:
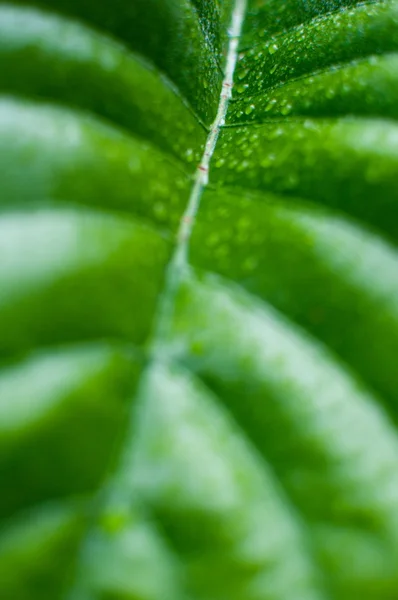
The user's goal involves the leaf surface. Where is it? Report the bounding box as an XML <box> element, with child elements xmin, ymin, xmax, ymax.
<box><xmin>1</xmin><ymin>1</ymin><xmax>398</xmax><ymax>599</ymax></box>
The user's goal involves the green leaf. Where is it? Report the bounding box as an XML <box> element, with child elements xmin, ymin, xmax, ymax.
<box><xmin>1</xmin><ymin>1</ymin><xmax>398</xmax><ymax>599</ymax></box>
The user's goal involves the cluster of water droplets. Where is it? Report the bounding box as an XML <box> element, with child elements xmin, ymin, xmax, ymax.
<box><xmin>191</xmin><ymin>193</ymin><xmax>268</xmax><ymax>275</ymax></box>
<box><xmin>231</xmin><ymin>0</ymin><xmax>395</xmax><ymax>115</ymax></box>
<box><xmin>223</xmin><ymin>0</ymin><xmax>398</xmax><ymax>129</ymax></box>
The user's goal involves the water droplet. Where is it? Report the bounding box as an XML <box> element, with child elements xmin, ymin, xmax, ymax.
<box><xmin>245</xmin><ymin>104</ymin><xmax>255</xmax><ymax>115</ymax></box>
<box><xmin>269</xmin><ymin>43</ymin><xmax>279</xmax><ymax>55</ymax></box>
<box><xmin>260</xmin><ymin>153</ymin><xmax>276</xmax><ymax>168</ymax></box>
<box><xmin>235</xmin><ymin>83</ymin><xmax>246</xmax><ymax>94</ymax></box>
<box><xmin>265</xmin><ymin>99</ymin><xmax>277</xmax><ymax>112</ymax></box>
<box><xmin>303</xmin><ymin>119</ymin><xmax>317</xmax><ymax>130</ymax></box>
<box><xmin>236</xmin><ymin>160</ymin><xmax>249</xmax><ymax>172</ymax></box>
<box><xmin>238</xmin><ymin>68</ymin><xmax>249</xmax><ymax>81</ymax></box>
<box><xmin>268</xmin><ymin>127</ymin><xmax>284</xmax><ymax>140</ymax></box>
<box><xmin>281</xmin><ymin>104</ymin><xmax>292</xmax><ymax>116</ymax></box>
<box><xmin>215</xmin><ymin>158</ymin><xmax>225</xmax><ymax>168</ymax></box>
<box><xmin>243</xmin><ymin>146</ymin><xmax>253</xmax><ymax>157</ymax></box>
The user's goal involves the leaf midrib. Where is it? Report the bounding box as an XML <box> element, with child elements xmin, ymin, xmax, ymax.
<box><xmin>144</xmin><ymin>0</ymin><xmax>248</xmax><ymax>359</ymax></box>
<box><xmin>66</xmin><ymin>1</ymin><xmax>248</xmax><ymax>596</ymax></box>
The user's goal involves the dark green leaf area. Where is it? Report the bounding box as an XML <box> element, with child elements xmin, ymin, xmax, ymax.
<box><xmin>236</xmin><ymin>1</ymin><xmax>398</xmax><ymax>96</ymax></box>
<box><xmin>0</xmin><ymin>6</ymin><xmax>205</xmax><ymax>162</ymax></box>
<box><xmin>213</xmin><ymin>119</ymin><xmax>398</xmax><ymax>239</ymax></box>
<box><xmin>0</xmin><ymin>344</ymin><xmax>139</xmax><ymax>518</ymax></box>
<box><xmin>229</xmin><ymin>53</ymin><xmax>398</xmax><ymax>122</ymax></box>
<box><xmin>0</xmin><ymin>98</ymin><xmax>191</xmax><ymax>227</ymax></box>
<box><xmin>0</xmin><ymin>209</ymin><xmax>169</xmax><ymax>357</ymax></box>
<box><xmin>190</xmin><ymin>189</ymin><xmax>398</xmax><ymax>408</ymax></box>
<box><xmin>7</xmin><ymin>0</ymin><xmax>222</xmax><ymax>123</ymax></box>
<box><xmin>168</xmin><ymin>273</ymin><xmax>398</xmax><ymax>599</ymax></box>
<box><xmin>0</xmin><ymin>502</ymin><xmax>86</xmax><ymax>600</ymax></box>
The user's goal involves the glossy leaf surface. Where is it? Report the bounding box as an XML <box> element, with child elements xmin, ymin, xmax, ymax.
<box><xmin>1</xmin><ymin>0</ymin><xmax>398</xmax><ymax>599</ymax></box>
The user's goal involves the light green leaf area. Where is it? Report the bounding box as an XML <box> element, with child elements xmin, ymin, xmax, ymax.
<box><xmin>1</xmin><ymin>0</ymin><xmax>398</xmax><ymax>599</ymax></box>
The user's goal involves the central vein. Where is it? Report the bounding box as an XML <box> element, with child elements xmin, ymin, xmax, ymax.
<box><xmin>150</xmin><ymin>0</ymin><xmax>247</xmax><ymax>356</ymax></box>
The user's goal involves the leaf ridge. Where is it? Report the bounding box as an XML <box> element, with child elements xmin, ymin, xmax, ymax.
<box><xmin>168</xmin><ymin>269</ymin><xmax>398</xmax><ymax>597</ymax></box>
<box><xmin>241</xmin><ymin>0</ymin><xmax>388</xmax><ymax>51</ymax></box>
<box><xmin>234</xmin><ymin>0</ymin><xmax>398</xmax><ymax>99</ymax></box>
<box><xmin>131</xmin><ymin>360</ymin><xmax>329</xmax><ymax>600</ymax></box>
<box><xmin>228</xmin><ymin>51</ymin><xmax>398</xmax><ymax>114</ymax></box>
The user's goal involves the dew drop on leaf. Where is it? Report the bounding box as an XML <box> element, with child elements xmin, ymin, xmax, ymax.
<box><xmin>243</xmin><ymin>146</ymin><xmax>253</xmax><ymax>158</ymax></box>
<box><xmin>265</xmin><ymin>99</ymin><xmax>277</xmax><ymax>112</ymax></box>
<box><xmin>237</xmin><ymin>68</ymin><xmax>249</xmax><ymax>81</ymax></box>
<box><xmin>281</xmin><ymin>104</ymin><xmax>293</xmax><ymax>116</ymax></box>
<box><xmin>235</xmin><ymin>82</ymin><xmax>249</xmax><ymax>94</ymax></box>
<box><xmin>185</xmin><ymin>148</ymin><xmax>194</xmax><ymax>162</ymax></box>
<box><xmin>260</xmin><ymin>153</ymin><xmax>276</xmax><ymax>168</ymax></box>
<box><xmin>236</xmin><ymin>160</ymin><xmax>249</xmax><ymax>172</ymax></box>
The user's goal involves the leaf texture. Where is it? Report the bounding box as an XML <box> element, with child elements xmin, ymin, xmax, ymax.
<box><xmin>1</xmin><ymin>0</ymin><xmax>398</xmax><ymax>599</ymax></box>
